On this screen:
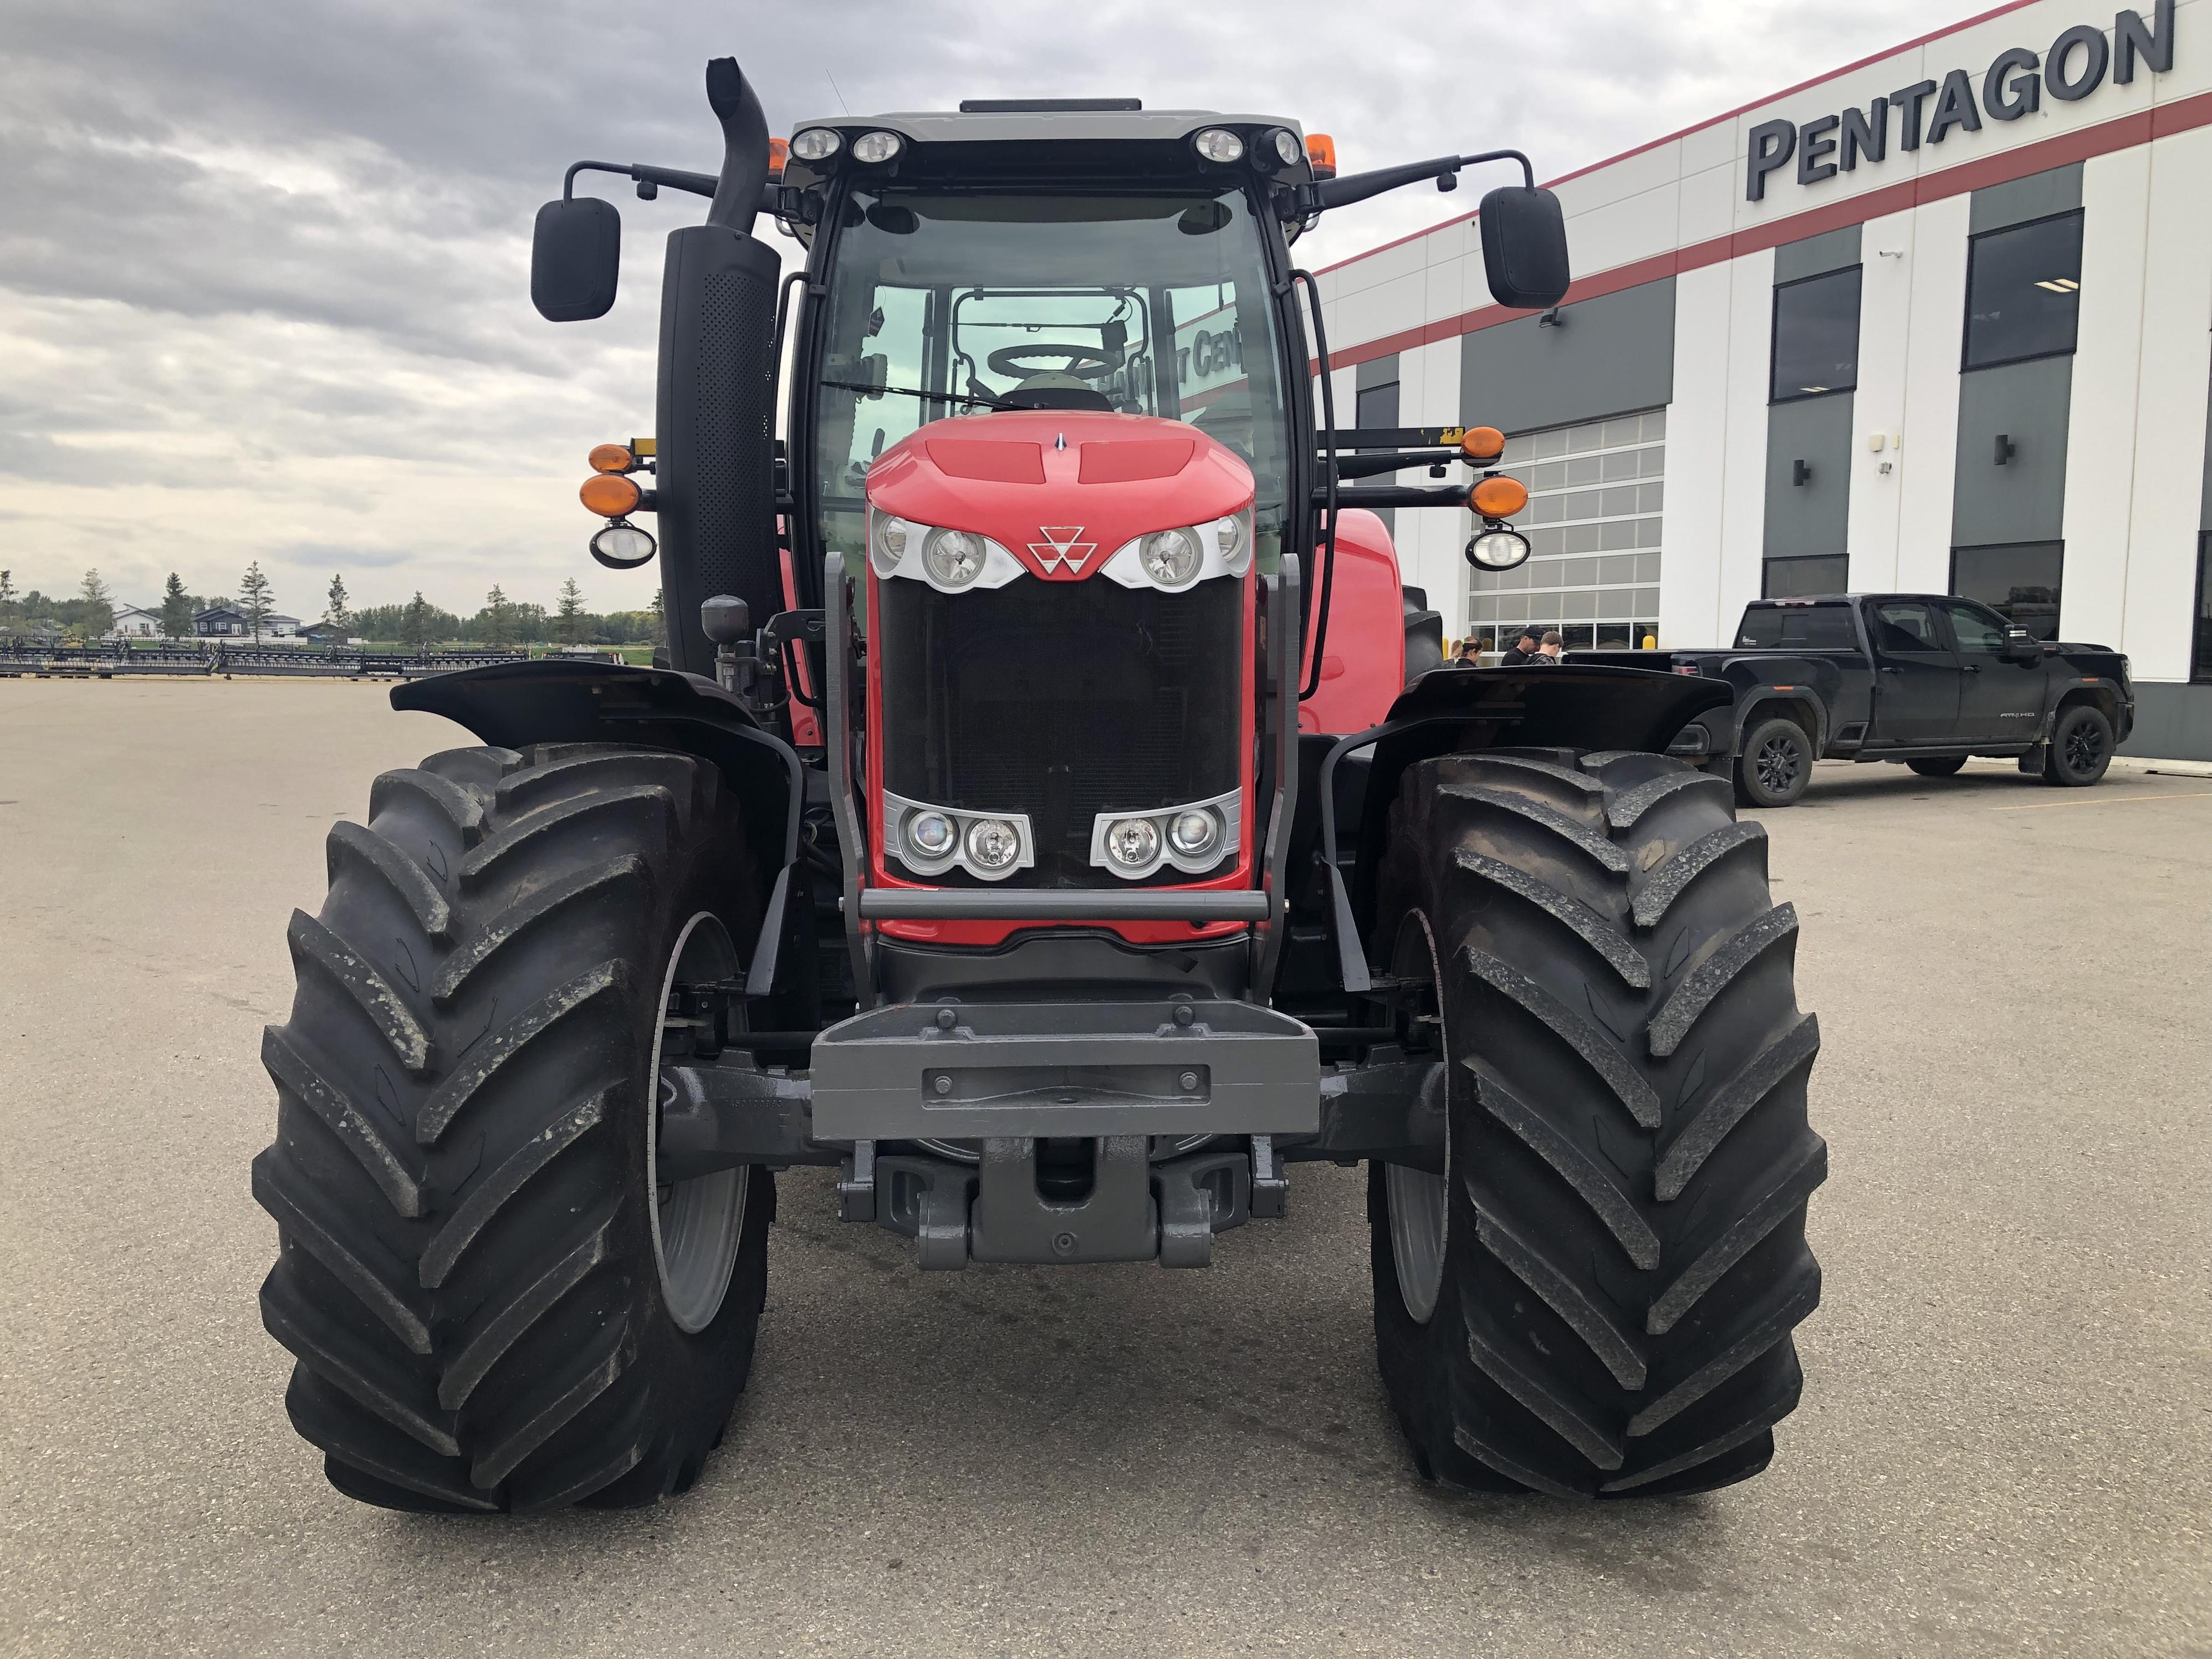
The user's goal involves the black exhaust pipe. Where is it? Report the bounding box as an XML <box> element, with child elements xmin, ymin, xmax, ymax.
<box><xmin>654</xmin><ymin>57</ymin><xmax>783</xmax><ymax>676</ymax></box>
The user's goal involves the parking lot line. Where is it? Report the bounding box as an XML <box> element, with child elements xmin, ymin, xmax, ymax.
<box><xmin>1990</xmin><ymin>790</ymin><xmax>2212</xmax><ymax>811</ymax></box>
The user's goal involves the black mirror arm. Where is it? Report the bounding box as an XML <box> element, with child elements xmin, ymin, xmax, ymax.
<box><xmin>1303</xmin><ymin>149</ymin><xmax>1534</xmax><ymax>214</ymax></box>
<box><xmin>564</xmin><ymin>160</ymin><xmax>720</xmax><ymax>201</ymax></box>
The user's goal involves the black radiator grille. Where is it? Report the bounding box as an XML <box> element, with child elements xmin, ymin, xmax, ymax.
<box><xmin>877</xmin><ymin>573</ymin><xmax>1244</xmax><ymax>887</ymax></box>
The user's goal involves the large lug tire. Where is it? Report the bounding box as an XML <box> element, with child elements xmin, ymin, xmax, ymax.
<box><xmin>1906</xmin><ymin>756</ymin><xmax>1968</xmax><ymax>778</ymax></box>
<box><xmin>252</xmin><ymin>742</ymin><xmax>772</xmax><ymax>1513</ymax></box>
<box><xmin>1368</xmin><ymin>747</ymin><xmax>1826</xmax><ymax>1498</ymax></box>
<box><xmin>1734</xmin><ymin>717</ymin><xmax>1813</xmax><ymax>808</ymax></box>
<box><xmin>2042</xmin><ymin>703</ymin><xmax>2114</xmax><ymax>787</ymax></box>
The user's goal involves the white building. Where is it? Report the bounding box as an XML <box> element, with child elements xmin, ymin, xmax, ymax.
<box><xmin>104</xmin><ymin>604</ymin><xmax>163</xmax><ymax>638</ymax></box>
<box><xmin>1312</xmin><ymin>0</ymin><xmax>2211</xmax><ymax>758</ymax></box>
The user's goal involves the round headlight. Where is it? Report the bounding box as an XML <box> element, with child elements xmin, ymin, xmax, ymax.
<box><xmin>790</xmin><ymin>128</ymin><xmax>842</xmax><ymax>162</ymax></box>
<box><xmin>1212</xmin><ymin>513</ymin><xmax>1247</xmax><ymax>566</ymax></box>
<box><xmin>922</xmin><ymin>528</ymin><xmax>987</xmax><ymax>589</ymax></box>
<box><xmin>589</xmin><ymin>520</ymin><xmax>657</xmax><ymax>569</ymax></box>
<box><xmin>1193</xmin><ymin>128</ymin><xmax>1244</xmax><ymax>164</ymax></box>
<box><xmin>1272</xmin><ymin>129</ymin><xmax>1303</xmax><ymax>168</ymax></box>
<box><xmin>1167</xmin><ymin>809</ymin><xmax>1220</xmax><ymax>859</ymax></box>
<box><xmin>905</xmin><ymin>810</ymin><xmax>954</xmax><ymax>859</ymax></box>
<box><xmin>1104</xmin><ymin>817</ymin><xmax>1161</xmax><ymax>871</ymax></box>
<box><xmin>965</xmin><ymin>818</ymin><xmax>1021</xmax><ymax>872</ymax></box>
<box><xmin>870</xmin><ymin>513</ymin><xmax>913</xmax><ymax>577</ymax></box>
<box><xmin>1466</xmin><ymin>528</ymin><xmax>1533</xmax><ymax>571</ymax></box>
<box><xmin>1140</xmin><ymin>528</ymin><xmax>1204</xmax><ymax>588</ymax></box>
<box><xmin>851</xmin><ymin>130</ymin><xmax>903</xmax><ymax>165</ymax></box>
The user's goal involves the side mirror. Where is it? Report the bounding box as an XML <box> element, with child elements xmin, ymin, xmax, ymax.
<box><xmin>531</xmin><ymin>197</ymin><xmax>621</xmax><ymax>322</ymax></box>
<box><xmin>1478</xmin><ymin>185</ymin><xmax>1570</xmax><ymax>311</ymax></box>
<box><xmin>2001</xmin><ymin>626</ymin><xmax>2042</xmax><ymax>662</ymax></box>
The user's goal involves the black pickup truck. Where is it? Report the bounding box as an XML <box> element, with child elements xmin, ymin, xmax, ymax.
<box><xmin>1575</xmin><ymin>593</ymin><xmax>2134</xmax><ymax>807</ymax></box>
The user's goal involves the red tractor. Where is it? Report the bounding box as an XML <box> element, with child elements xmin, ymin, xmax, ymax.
<box><xmin>253</xmin><ymin>62</ymin><xmax>1825</xmax><ymax>1512</ymax></box>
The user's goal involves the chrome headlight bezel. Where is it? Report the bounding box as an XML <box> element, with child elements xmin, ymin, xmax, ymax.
<box><xmin>1098</xmin><ymin>506</ymin><xmax>1254</xmax><ymax>592</ymax></box>
<box><xmin>867</xmin><ymin>507</ymin><xmax>1024</xmax><ymax>593</ymax></box>
<box><xmin>1087</xmin><ymin>789</ymin><xmax>1242</xmax><ymax>880</ymax></box>
<box><xmin>883</xmin><ymin>792</ymin><xmax>1034</xmax><ymax>881</ymax></box>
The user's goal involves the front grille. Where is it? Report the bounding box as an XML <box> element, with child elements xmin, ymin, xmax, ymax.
<box><xmin>876</xmin><ymin>573</ymin><xmax>1243</xmax><ymax>886</ymax></box>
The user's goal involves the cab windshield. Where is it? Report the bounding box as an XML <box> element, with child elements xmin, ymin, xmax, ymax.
<box><xmin>813</xmin><ymin>184</ymin><xmax>1291</xmax><ymax>568</ymax></box>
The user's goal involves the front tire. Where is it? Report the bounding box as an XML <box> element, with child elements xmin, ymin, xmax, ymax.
<box><xmin>2043</xmin><ymin>704</ymin><xmax>2114</xmax><ymax>787</ymax></box>
<box><xmin>1734</xmin><ymin>717</ymin><xmax>1813</xmax><ymax>808</ymax></box>
<box><xmin>1368</xmin><ymin>748</ymin><xmax>1826</xmax><ymax>1497</ymax></box>
<box><xmin>252</xmin><ymin>743</ymin><xmax>771</xmax><ymax>1512</ymax></box>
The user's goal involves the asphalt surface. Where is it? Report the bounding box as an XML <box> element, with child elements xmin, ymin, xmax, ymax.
<box><xmin>2</xmin><ymin>677</ymin><xmax>2208</xmax><ymax>1658</ymax></box>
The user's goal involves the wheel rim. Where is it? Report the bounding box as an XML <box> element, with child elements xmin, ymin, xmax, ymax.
<box><xmin>2065</xmin><ymin>718</ymin><xmax>2104</xmax><ymax>775</ymax></box>
<box><xmin>647</xmin><ymin>912</ymin><xmax>747</xmax><ymax>1334</ymax></box>
<box><xmin>1756</xmin><ymin>736</ymin><xmax>1801</xmax><ymax>794</ymax></box>
<box><xmin>1386</xmin><ymin>913</ymin><xmax>1449</xmax><ymax>1325</ymax></box>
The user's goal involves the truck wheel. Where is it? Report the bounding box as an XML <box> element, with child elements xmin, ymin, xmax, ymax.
<box><xmin>1906</xmin><ymin>756</ymin><xmax>1968</xmax><ymax>778</ymax></box>
<box><xmin>1368</xmin><ymin>748</ymin><xmax>1825</xmax><ymax>1497</ymax></box>
<box><xmin>2042</xmin><ymin>704</ymin><xmax>2114</xmax><ymax>787</ymax></box>
<box><xmin>1734</xmin><ymin>717</ymin><xmax>1812</xmax><ymax>808</ymax></box>
<box><xmin>252</xmin><ymin>743</ymin><xmax>771</xmax><ymax>1512</ymax></box>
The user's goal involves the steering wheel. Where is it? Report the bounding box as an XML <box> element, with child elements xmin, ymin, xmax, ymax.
<box><xmin>986</xmin><ymin>344</ymin><xmax>1116</xmax><ymax>381</ymax></box>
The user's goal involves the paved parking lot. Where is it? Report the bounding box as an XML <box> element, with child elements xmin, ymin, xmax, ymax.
<box><xmin>2</xmin><ymin>678</ymin><xmax>2208</xmax><ymax>1658</ymax></box>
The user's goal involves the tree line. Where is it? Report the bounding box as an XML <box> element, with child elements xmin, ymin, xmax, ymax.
<box><xmin>0</xmin><ymin>566</ymin><xmax>664</xmax><ymax>649</ymax></box>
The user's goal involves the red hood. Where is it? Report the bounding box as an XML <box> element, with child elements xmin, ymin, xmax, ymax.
<box><xmin>864</xmin><ymin>411</ymin><xmax>1254</xmax><ymax>581</ymax></box>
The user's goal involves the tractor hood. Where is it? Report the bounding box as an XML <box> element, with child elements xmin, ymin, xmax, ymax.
<box><xmin>864</xmin><ymin>411</ymin><xmax>1254</xmax><ymax>583</ymax></box>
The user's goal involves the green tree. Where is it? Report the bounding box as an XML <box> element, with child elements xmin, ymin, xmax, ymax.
<box><xmin>159</xmin><ymin>573</ymin><xmax>193</xmax><ymax>640</ymax></box>
<box><xmin>239</xmin><ymin>561</ymin><xmax>274</xmax><ymax>643</ymax></box>
<box><xmin>555</xmin><ymin>578</ymin><xmax>585</xmax><ymax>645</ymax></box>
<box><xmin>325</xmin><ymin>573</ymin><xmax>352</xmax><ymax>632</ymax></box>
<box><xmin>399</xmin><ymin>591</ymin><xmax>430</xmax><ymax>648</ymax></box>
<box><xmin>482</xmin><ymin>584</ymin><xmax>514</xmax><ymax>647</ymax></box>
<box><xmin>78</xmin><ymin>569</ymin><xmax>115</xmax><ymax>639</ymax></box>
<box><xmin>648</xmin><ymin>587</ymin><xmax>667</xmax><ymax>649</ymax></box>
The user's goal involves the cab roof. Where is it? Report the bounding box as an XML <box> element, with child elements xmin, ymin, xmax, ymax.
<box><xmin>788</xmin><ymin>105</ymin><xmax>1305</xmax><ymax>147</ymax></box>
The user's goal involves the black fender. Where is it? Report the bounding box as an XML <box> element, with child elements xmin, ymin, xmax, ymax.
<box><xmin>391</xmin><ymin>659</ymin><xmax>815</xmax><ymax>1018</ymax></box>
<box><xmin>1309</xmin><ymin>665</ymin><xmax>1733</xmax><ymax>994</ymax></box>
<box><xmin>1733</xmin><ymin>686</ymin><xmax>1830</xmax><ymax>758</ymax></box>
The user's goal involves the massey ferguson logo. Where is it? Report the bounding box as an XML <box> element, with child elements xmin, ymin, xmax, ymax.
<box><xmin>1028</xmin><ymin>525</ymin><xmax>1095</xmax><ymax>573</ymax></box>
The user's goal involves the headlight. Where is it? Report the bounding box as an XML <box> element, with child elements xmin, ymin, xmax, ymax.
<box><xmin>790</xmin><ymin>128</ymin><xmax>841</xmax><ymax>162</ymax></box>
<box><xmin>965</xmin><ymin>818</ymin><xmax>1021</xmax><ymax>872</ymax></box>
<box><xmin>1103</xmin><ymin>817</ymin><xmax>1161</xmax><ymax>871</ymax></box>
<box><xmin>1466</xmin><ymin>528</ymin><xmax>1532</xmax><ymax>570</ymax></box>
<box><xmin>1139</xmin><ymin>529</ymin><xmax>1204</xmax><ymax>588</ymax></box>
<box><xmin>1193</xmin><ymin>128</ymin><xmax>1244</xmax><ymax>164</ymax></box>
<box><xmin>1167</xmin><ymin>809</ymin><xmax>1219</xmax><ymax>859</ymax></box>
<box><xmin>1273</xmin><ymin>129</ymin><xmax>1303</xmax><ymax>167</ymax></box>
<box><xmin>905</xmin><ymin>810</ymin><xmax>954</xmax><ymax>858</ymax></box>
<box><xmin>851</xmin><ymin>130</ymin><xmax>903</xmax><ymax>165</ymax></box>
<box><xmin>1210</xmin><ymin>513</ymin><xmax>1245</xmax><ymax>564</ymax></box>
<box><xmin>870</xmin><ymin>512</ymin><xmax>915</xmax><ymax>578</ymax></box>
<box><xmin>589</xmin><ymin>520</ymin><xmax>657</xmax><ymax>570</ymax></box>
<box><xmin>922</xmin><ymin>528</ymin><xmax>987</xmax><ymax>588</ymax></box>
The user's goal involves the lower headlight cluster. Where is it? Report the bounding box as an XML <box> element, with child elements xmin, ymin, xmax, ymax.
<box><xmin>1090</xmin><ymin>790</ymin><xmax>1241</xmax><ymax>879</ymax></box>
<box><xmin>884</xmin><ymin>793</ymin><xmax>1032</xmax><ymax>881</ymax></box>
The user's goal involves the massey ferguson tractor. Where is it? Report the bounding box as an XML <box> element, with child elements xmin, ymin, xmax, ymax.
<box><xmin>253</xmin><ymin>62</ymin><xmax>1826</xmax><ymax>1512</ymax></box>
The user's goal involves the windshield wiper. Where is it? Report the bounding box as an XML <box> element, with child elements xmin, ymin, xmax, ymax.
<box><xmin>820</xmin><ymin>379</ymin><xmax>1012</xmax><ymax>411</ymax></box>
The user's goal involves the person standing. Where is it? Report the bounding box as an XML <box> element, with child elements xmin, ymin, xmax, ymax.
<box><xmin>1537</xmin><ymin>630</ymin><xmax>1565</xmax><ymax>663</ymax></box>
<box><xmin>1500</xmin><ymin>627</ymin><xmax>1544</xmax><ymax>667</ymax></box>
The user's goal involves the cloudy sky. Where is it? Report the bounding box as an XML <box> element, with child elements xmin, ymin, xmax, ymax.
<box><xmin>1</xmin><ymin>0</ymin><xmax>1944</xmax><ymax>619</ymax></box>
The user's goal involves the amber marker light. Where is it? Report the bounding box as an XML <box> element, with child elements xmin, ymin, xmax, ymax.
<box><xmin>1460</xmin><ymin>426</ymin><xmax>1505</xmax><ymax>462</ymax></box>
<box><xmin>580</xmin><ymin>472</ymin><xmax>643</xmax><ymax>517</ymax></box>
<box><xmin>1470</xmin><ymin>475</ymin><xmax>1529</xmax><ymax>518</ymax></box>
<box><xmin>768</xmin><ymin>136</ymin><xmax>789</xmax><ymax>181</ymax></box>
<box><xmin>589</xmin><ymin>443</ymin><xmax>635</xmax><ymax>474</ymax></box>
<box><xmin>1305</xmin><ymin>133</ymin><xmax>1337</xmax><ymax>180</ymax></box>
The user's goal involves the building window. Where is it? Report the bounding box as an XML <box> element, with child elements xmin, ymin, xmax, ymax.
<box><xmin>1952</xmin><ymin>540</ymin><xmax>2064</xmax><ymax>639</ymax></box>
<box><xmin>1464</xmin><ymin>410</ymin><xmax>1664</xmax><ymax>655</ymax></box>
<box><xmin>1353</xmin><ymin>379</ymin><xmax>1401</xmax><ymax>537</ymax></box>
<box><xmin>1770</xmin><ymin>267</ymin><xmax>1861</xmax><ymax>402</ymax></box>
<box><xmin>1963</xmin><ymin>212</ymin><xmax>2083</xmax><ymax>371</ymax></box>
<box><xmin>1763</xmin><ymin>556</ymin><xmax>1849</xmax><ymax>599</ymax></box>
<box><xmin>2193</xmin><ymin>532</ymin><xmax>2212</xmax><ymax>682</ymax></box>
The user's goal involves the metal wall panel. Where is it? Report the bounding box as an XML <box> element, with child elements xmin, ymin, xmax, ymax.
<box><xmin>1763</xmin><ymin>394</ymin><xmax>1856</xmax><ymax>559</ymax></box>
<box><xmin>1969</xmin><ymin>163</ymin><xmax>2083</xmax><ymax>236</ymax></box>
<box><xmin>1355</xmin><ymin>353</ymin><xmax>1399</xmax><ymax>394</ymax></box>
<box><xmin>1952</xmin><ymin>355</ymin><xmax>2075</xmax><ymax>547</ymax></box>
<box><xmin>1461</xmin><ymin>278</ymin><xmax>1676</xmax><ymax>436</ymax></box>
<box><xmin>1774</xmin><ymin>224</ymin><xmax>1863</xmax><ymax>284</ymax></box>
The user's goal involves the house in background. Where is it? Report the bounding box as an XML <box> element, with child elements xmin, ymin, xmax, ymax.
<box><xmin>105</xmin><ymin>604</ymin><xmax>164</xmax><ymax>638</ymax></box>
<box><xmin>194</xmin><ymin>606</ymin><xmax>300</xmax><ymax>639</ymax></box>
